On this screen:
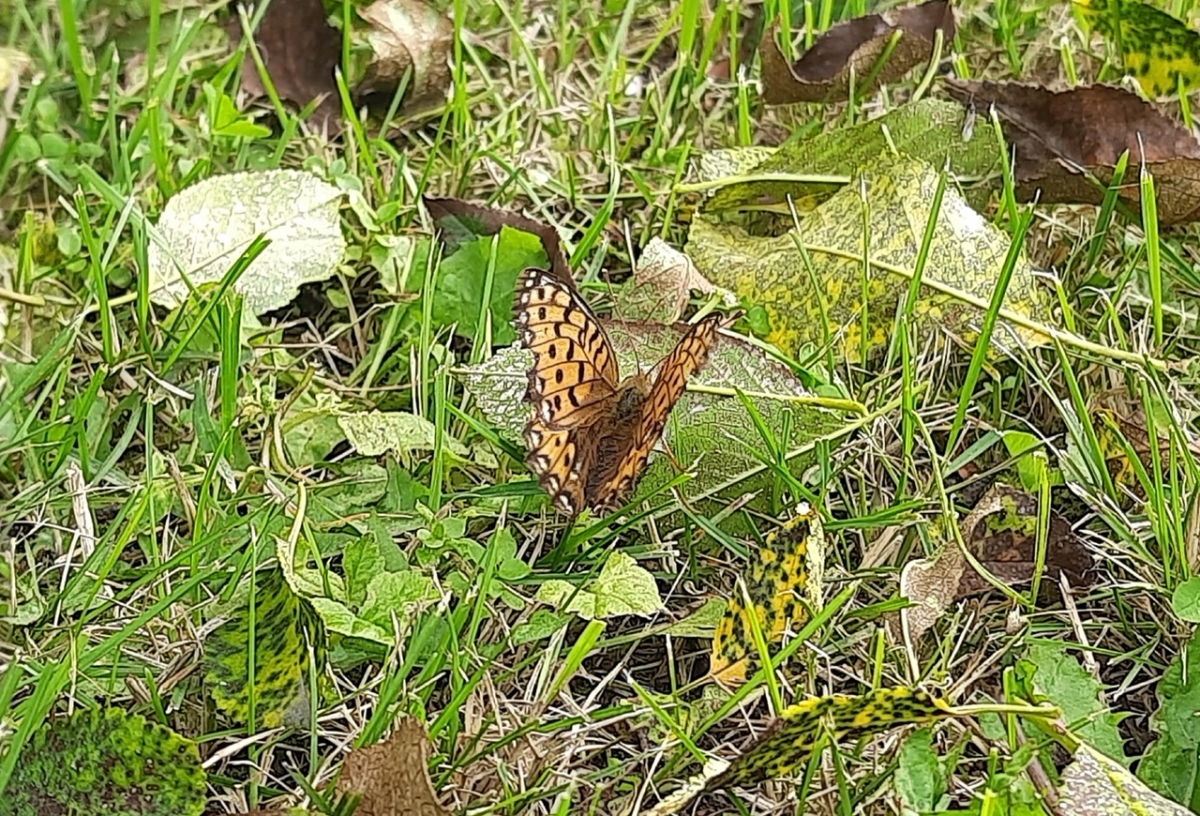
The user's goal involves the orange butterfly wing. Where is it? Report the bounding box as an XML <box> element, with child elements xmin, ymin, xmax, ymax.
<box><xmin>514</xmin><ymin>269</ymin><xmax>620</xmax><ymax>430</ymax></box>
<box><xmin>592</xmin><ymin>314</ymin><xmax>723</xmax><ymax>510</ymax></box>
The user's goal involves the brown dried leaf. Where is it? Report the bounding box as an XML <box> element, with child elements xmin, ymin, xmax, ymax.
<box><xmin>943</xmin><ymin>79</ymin><xmax>1200</xmax><ymax>225</ymax></box>
<box><xmin>760</xmin><ymin>0</ymin><xmax>955</xmax><ymax>104</ymax></box>
<box><xmin>423</xmin><ymin>196</ymin><xmax>571</xmax><ymax>287</ymax></box>
<box><xmin>898</xmin><ymin>484</ymin><xmax>1095</xmax><ymax>641</ymax></box>
<box><xmin>236</xmin><ymin>0</ymin><xmax>343</xmax><ymax>133</ymax></box>
<box><xmin>356</xmin><ymin>0</ymin><xmax>454</xmax><ymax>116</ymax></box>
<box><xmin>955</xmin><ymin>483</ymin><xmax>1094</xmax><ymax>597</ymax></box>
<box><xmin>335</xmin><ymin>716</ymin><xmax>451</xmax><ymax>816</ymax></box>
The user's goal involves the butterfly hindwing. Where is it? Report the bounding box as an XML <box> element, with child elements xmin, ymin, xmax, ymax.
<box><xmin>592</xmin><ymin>314</ymin><xmax>722</xmax><ymax>508</ymax></box>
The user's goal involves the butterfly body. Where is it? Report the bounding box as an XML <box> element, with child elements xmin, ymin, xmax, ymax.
<box><xmin>514</xmin><ymin>268</ymin><xmax>722</xmax><ymax>515</ymax></box>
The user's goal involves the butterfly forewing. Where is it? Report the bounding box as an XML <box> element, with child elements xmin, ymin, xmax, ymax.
<box><xmin>592</xmin><ymin>314</ymin><xmax>722</xmax><ymax>509</ymax></box>
<box><xmin>515</xmin><ymin>269</ymin><xmax>621</xmax><ymax>429</ymax></box>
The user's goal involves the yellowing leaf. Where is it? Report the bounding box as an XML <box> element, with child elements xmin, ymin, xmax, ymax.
<box><xmin>1077</xmin><ymin>0</ymin><xmax>1200</xmax><ymax>97</ymax></box>
<box><xmin>687</xmin><ymin>155</ymin><xmax>1053</xmax><ymax>363</ymax></box>
<box><xmin>1060</xmin><ymin>743</ymin><xmax>1191</xmax><ymax>816</ymax></box>
<box><xmin>711</xmin><ymin>504</ymin><xmax>825</xmax><ymax>685</ymax></box>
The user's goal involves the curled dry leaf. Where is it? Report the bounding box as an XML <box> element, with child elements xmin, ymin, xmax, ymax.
<box><xmin>336</xmin><ymin>715</ymin><xmax>451</xmax><ymax>816</ymax></box>
<box><xmin>944</xmin><ymin>79</ymin><xmax>1200</xmax><ymax>225</ymax></box>
<box><xmin>612</xmin><ymin>238</ymin><xmax>733</xmax><ymax>323</ymax></box>
<box><xmin>235</xmin><ymin>0</ymin><xmax>344</xmax><ymax>133</ymax></box>
<box><xmin>355</xmin><ymin>0</ymin><xmax>454</xmax><ymax>116</ymax></box>
<box><xmin>423</xmin><ymin>195</ymin><xmax>571</xmax><ymax>283</ymax></box>
<box><xmin>760</xmin><ymin>0</ymin><xmax>955</xmax><ymax>104</ymax></box>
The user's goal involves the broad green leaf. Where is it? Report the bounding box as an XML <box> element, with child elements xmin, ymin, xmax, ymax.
<box><xmin>147</xmin><ymin>169</ymin><xmax>345</xmax><ymax>315</ymax></box>
<box><xmin>1171</xmin><ymin>578</ymin><xmax>1200</xmax><ymax>622</ymax></box>
<box><xmin>1076</xmin><ymin>0</ymin><xmax>1200</xmax><ymax>97</ymax></box>
<box><xmin>339</xmin><ymin>409</ymin><xmax>470</xmax><ymax>459</ymax></box>
<box><xmin>309</xmin><ymin>596</ymin><xmax>392</xmax><ymax>644</ymax></box>
<box><xmin>344</xmin><ymin>533</ymin><xmax>387</xmax><ymax>605</ymax></box>
<box><xmin>705</xmin><ymin>99</ymin><xmax>1000</xmax><ymax>213</ymax></box>
<box><xmin>1140</xmin><ymin>628</ymin><xmax>1200</xmax><ymax>802</ymax></box>
<box><xmin>896</xmin><ymin>728</ymin><xmax>945</xmax><ymax>812</ymax></box>
<box><xmin>432</xmin><ymin>226</ymin><xmax>547</xmax><ymax>344</ymax></box>
<box><xmin>204</xmin><ymin>569</ymin><xmax>314</xmax><ymax>728</ymax></box>
<box><xmin>537</xmin><ymin>552</ymin><xmax>664</xmax><ymax>620</ymax></box>
<box><xmin>360</xmin><ymin>570</ymin><xmax>440</xmax><ymax>634</ymax></box>
<box><xmin>511</xmin><ymin>609</ymin><xmax>573</xmax><ymax>645</ymax></box>
<box><xmin>688</xmin><ymin>154</ymin><xmax>1053</xmax><ymax>363</ymax></box>
<box><xmin>370</xmin><ymin>234</ymin><xmax>431</xmax><ymax>295</ymax></box>
<box><xmin>282</xmin><ymin>393</ymin><xmax>347</xmax><ymax>467</ymax></box>
<box><xmin>8</xmin><ymin>708</ymin><xmax>206</xmax><ymax>816</ymax></box>
<box><xmin>1023</xmin><ymin>642</ymin><xmax>1127</xmax><ymax>764</ymax></box>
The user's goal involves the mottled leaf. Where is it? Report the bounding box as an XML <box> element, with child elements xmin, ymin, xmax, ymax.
<box><xmin>711</xmin><ymin>503</ymin><xmax>825</xmax><ymax>685</ymax></box>
<box><xmin>703</xmin><ymin>99</ymin><xmax>1000</xmax><ymax>213</ymax></box>
<box><xmin>461</xmin><ymin>320</ymin><xmax>844</xmax><ymax>529</ymax></box>
<box><xmin>760</xmin><ymin>0</ymin><xmax>955</xmax><ymax>104</ymax></box>
<box><xmin>612</xmin><ymin>237</ymin><xmax>733</xmax><ymax>323</ymax></box>
<box><xmin>645</xmin><ymin>688</ymin><xmax>952</xmax><ymax>815</ymax></box>
<box><xmin>205</xmin><ymin>568</ymin><xmax>318</xmax><ymax>728</ymax></box>
<box><xmin>339</xmin><ymin>410</ymin><xmax>470</xmax><ymax>459</ymax></box>
<box><xmin>148</xmin><ymin>169</ymin><xmax>345</xmax><ymax>314</ymax></box>
<box><xmin>8</xmin><ymin>708</ymin><xmax>206</xmax><ymax>816</ymax></box>
<box><xmin>1076</xmin><ymin>0</ymin><xmax>1200</xmax><ymax>97</ymax></box>
<box><xmin>336</xmin><ymin>715</ymin><xmax>451</xmax><ymax>816</ymax></box>
<box><xmin>1062</xmin><ymin>743</ymin><xmax>1191</xmax><ymax>816</ymax></box>
<box><xmin>688</xmin><ymin>155</ymin><xmax>1053</xmax><ymax>363</ymax></box>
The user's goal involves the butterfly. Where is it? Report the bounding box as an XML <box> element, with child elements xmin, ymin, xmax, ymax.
<box><xmin>514</xmin><ymin>267</ymin><xmax>723</xmax><ymax>515</ymax></box>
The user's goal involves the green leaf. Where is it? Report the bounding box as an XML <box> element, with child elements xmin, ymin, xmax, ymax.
<box><xmin>896</xmin><ymin>728</ymin><xmax>945</xmax><ymax>812</ymax></box>
<box><xmin>511</xmin><ymin>609</ymin><xmax>573</xmax><ymax>645</ymax></box>
<box><xmin>204</xmin><ymin>569</ymin><xmax>315</xmax><ymax>729</ymax></box>
<box><xmin>537</xmin><ymin>552</ymin><xmax>664</xmax><ymax>620</ymax></box>
<box><xmin>7</xmin><ymin>708</ymin><xmax>206</xmax><ymax>816</ymax></box>
<box><xmin>1023</xmin><ymin>642</ymin><xmax>1127</xmax><ymax>764</ymax></box>
<box><xmin>432</xmin><ymin>226</ymin><xmax>547</xmax><ymax>344</ymax></box>
<box><xmin>1171</xmin><ymin>578</ymin><xmax>1200</xmax><ymax>622</ymax></box>
<box><xmin>309</xmin><ymin>596</ymin><xmax>391</xmax><ymax>644</ymax></box>
<box><xmin>1139</xmin><ymin>628</ymin><xmax>1200</xmax><ymax>803</ymax></box>
<box><xmin>344</xmin><ymin>534</ymin><xmax>387</xmax><ymax>605</ymax></box>
<box><xmin>360</xmin><ymin>570</ymin><xmax>440</xmax><ymax>633</ymax></box>
<box><xmin>338</xmin><ymin>409</ymin><xmax>470</xmax><ymax>458</ymax></box>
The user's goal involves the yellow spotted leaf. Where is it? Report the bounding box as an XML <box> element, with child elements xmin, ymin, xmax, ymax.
<box><xmin>644</xmin><ymin>687</ymin><xmax>953</xmax><ymax>815</ymax></box>
<box><xmin>687</xmin><ymin>154</ymin><xmax>1054</xmax><ymax>363</ymax></box>
<box><xmin>1076</xmin><ymin>0</ymin><xmax>1200</xmax><ymax>97</ymax></box>
<box><xmin>711</xmin><ymin>504</ymin><xmax>825</xmax><ymax>685</ymax></box>
<box><xmin>204</xmin><ymin>568</ymin><xmax>324</xmax><ymax>728</ymax></box>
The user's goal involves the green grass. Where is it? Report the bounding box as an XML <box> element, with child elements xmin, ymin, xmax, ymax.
<box><xmin>3</xmin><ymin>0</ymin><xmax>1200</xmax><ymax>813</ymax></box>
